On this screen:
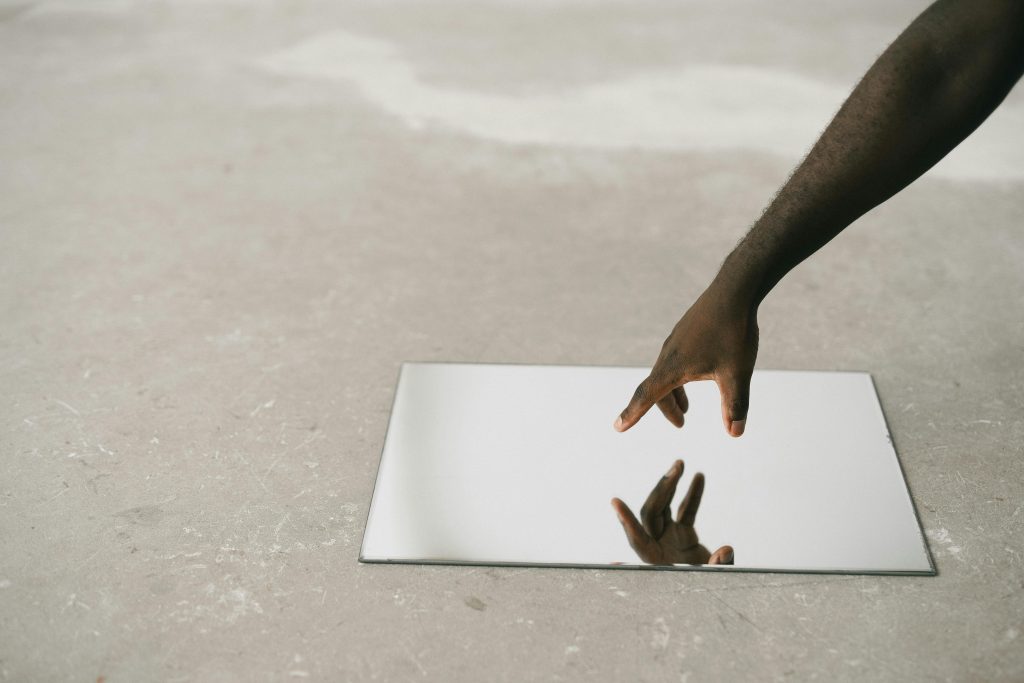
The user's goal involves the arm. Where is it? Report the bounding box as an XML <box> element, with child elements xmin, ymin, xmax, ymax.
<box><xmin>615</xmin><ymin>0</ymin><xmax>1024</xmax><ymax>437</ymax></box>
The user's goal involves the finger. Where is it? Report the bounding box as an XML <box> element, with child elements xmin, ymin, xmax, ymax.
<box><xmin>661</xmin><ymin>488</ymin><xmax>673</xmax><ymax>533</ymax></box>
<box><xmin>611</xmin><ymin>498</ymin><xmax>656</xmax><ymax>561</ymax></box>
<box><xmin>640</xmin><ymin>460</ymin><xmax>682</xmax><ymax>537</ymax></box>
<box><xmin>677</xmin><ymin>471</ymin><xmax>705</xmax><ymax>527</ymax></box>
<box><xmin>716</xmin><ymin>371</ymin><xmax>752</xmax><ymax>437</ymax></box>
<box><xmin>614</xmin><ymin>374</ymin><xmax>671</xmax><ymax>432</ymax></box>
<box><xmin>672</xmin><ymin>386</ymin><xmax>689</xmax><ymax>415</ymax></box>
<box><xmin>656</xmin><ymin>395</ymin><xmax>685</xmax><ymax>428</ymax></box>
<box><xmin>708</xmin><ymin>545</ymin><xmax>734</xmax><ymax>565</ymax></box>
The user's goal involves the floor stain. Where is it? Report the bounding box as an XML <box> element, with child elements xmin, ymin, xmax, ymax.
<box><xmin>463</xmin><ymin>596</ymin><xmax>486</xmax><ymax>612</ymax></box>
<box><xmin>114</xmin><ymin>505</ymin><xmax>165</xmax><ymax>527</ymax></box>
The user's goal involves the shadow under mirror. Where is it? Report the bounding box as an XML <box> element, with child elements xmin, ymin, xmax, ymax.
<box><xmin>360</xmin><ymin>363</ymin><xmax>935</xmax><ymax>576</ymax></box>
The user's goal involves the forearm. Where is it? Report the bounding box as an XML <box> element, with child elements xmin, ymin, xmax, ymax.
<box><xmin>716</xmin><ymin>0</ymin><xmax>1024</xmax><ymax>305</ymax></box>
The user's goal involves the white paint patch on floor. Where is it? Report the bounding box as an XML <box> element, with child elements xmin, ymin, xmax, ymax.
<box><xmin>258</xmin><ymin>30</ymin><xmax>1024</xmax><ymax>182</ymax></box>
<box><xmin>926</xmin><ymin>527</ymin><xmax>965</xmax><ymax>563</ymax></box>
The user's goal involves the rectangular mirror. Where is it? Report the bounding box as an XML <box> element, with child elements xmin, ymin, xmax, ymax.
<box><xmin>360</xmin><ymin>363</ymin><xmax>934</xmax><ymax>575</ymax></box>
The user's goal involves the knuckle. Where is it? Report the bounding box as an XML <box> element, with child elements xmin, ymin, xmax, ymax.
<box><xmin>661</xmin><ymin>348</ymin><xmax>681</xmax><ymax>369</ymax></box>
<box><xmin>630</xmin><ymin>381</ymin><xmax>650</xmax><ymax>406</ymax></box>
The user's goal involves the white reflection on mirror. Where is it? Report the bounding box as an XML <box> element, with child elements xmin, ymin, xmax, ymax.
<box><xmin>361</xmin><ymin>363</ymin><xmax>934</xmax><ymax>575</ymax></box>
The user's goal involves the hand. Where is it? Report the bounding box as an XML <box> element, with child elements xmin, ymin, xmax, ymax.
<box><xmin>613</xmin><ymin>280</ymin><xmax>758</xmax><ymax>437</ymax></box>
<box><xmin>611</xmin><ymin>459</ymin><xmax>733</xmax><ymax>566</ymax></box>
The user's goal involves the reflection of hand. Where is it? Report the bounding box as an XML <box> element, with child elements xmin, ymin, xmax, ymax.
<box><xmin>613</xmin><ymin>282</ymin><xmax>757</xmax><ymax>437</ymax></box>
<box><xmin>612</xmin><ymin>459</ymin><xmax>733</xmax><ymax>566</ymax></box>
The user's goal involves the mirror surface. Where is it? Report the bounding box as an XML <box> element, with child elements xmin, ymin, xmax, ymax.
<box><xmin>361</xmin><ymin>363</ymin><xmax>934</xmax><ymax>574</ymax></box>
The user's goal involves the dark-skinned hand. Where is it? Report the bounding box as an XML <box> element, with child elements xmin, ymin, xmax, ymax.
<box><xmin>613</xmin><ymin>281</ymin><xmax>758</xmax><ymax>437</ymax></box>
<box><xmin>611</xmin><ymin>459</ymin><xmax>733</xmax><ymax>566</ymax></box>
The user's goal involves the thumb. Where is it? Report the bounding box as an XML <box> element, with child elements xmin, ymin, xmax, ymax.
<box><xmin>614</xmin><ymin>375</ymin><xmax>666</xmax><ymax>432</ymax></box>
<box><xmin>717</xmin><ymin>372</ymin><xmax>751</xmax><ymax>437</ymax></box>
<box><xmin>709</xmin><ymin>545</ymin><xmax>734</xmax><ymax>565</ymax></box>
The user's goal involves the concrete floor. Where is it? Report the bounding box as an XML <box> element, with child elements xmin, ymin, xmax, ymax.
<box><xmin>2</xmin><ymin>1</ymin><xmax>1022</xmax><ymax>680</ymax></box>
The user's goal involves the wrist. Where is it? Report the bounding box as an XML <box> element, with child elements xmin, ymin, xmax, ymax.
<box><xmin>710</xmin><ymin>246</ymin><xmax>768</xmax><ymax>312</ymax></box>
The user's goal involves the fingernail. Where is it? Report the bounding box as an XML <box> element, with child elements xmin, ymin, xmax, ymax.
<box><xmin>666</xmin><ymin>461</ymin><xmax>679</xmax><ymax>477</ymax></box>
<box><xmin>613</xmin><ymin>416</ymin><xmax>624</xmax><ymax>431</ymax></box>
<box><xmin>729</xmin><ymin>419</ymin><xmax>746</xmax><ymax>437</ymax></box>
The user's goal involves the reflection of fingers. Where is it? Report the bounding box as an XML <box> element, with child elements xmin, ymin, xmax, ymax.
<box><xmin>612</xmin><ymin>498</ymin><xmax>655</xmax><ymax>560</ymax></box>
<box><xmin>656</xmin><ymin>395</ymin><xmax>685</xmax><ymax>428</ymax></box>
<box><xmin>614</xmin><ymin>375</ymin><xmax>670</xmax><ymax>432</ymax></box>
<box><xmin>677</xmin><ymin>472</ymin><xmax>705</xmax><ymax>527</ymax></box>
<box><xmin>708</xmin><ymin>545</ymin><xmax>734</xmax><ymax>565</ymax></box>
<box><xmin>640</xmin><ymin>460</ymin><xmax>682</xmax><ymax>537</ymax></box>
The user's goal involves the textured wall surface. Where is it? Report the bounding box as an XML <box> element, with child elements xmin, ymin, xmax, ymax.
<box><xmin>1</xmin><ymin>1</ymin><xmax>1022</xmax><ymax>681</ymax></box>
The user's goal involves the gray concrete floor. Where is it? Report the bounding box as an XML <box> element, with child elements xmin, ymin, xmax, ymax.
<box><xmin>2</xmin><ymin>1</ymin><xmax>1023</xmax><ymax>680</ymax></box>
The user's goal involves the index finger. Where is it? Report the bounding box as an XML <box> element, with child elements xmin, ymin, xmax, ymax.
<box><xmin>640</xmin><ymin>460</ymin><xmax>683</xmax><ymax>537</ymax></box>
<box><xmin>614</xmin><ymin>374</ymin><xmax>673</xmax><ymax>432</ymax></box>
<box><xmin>611</xmin><ymin>498</ymin><xmax>656</xmax><ymax>562</ymax></box>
